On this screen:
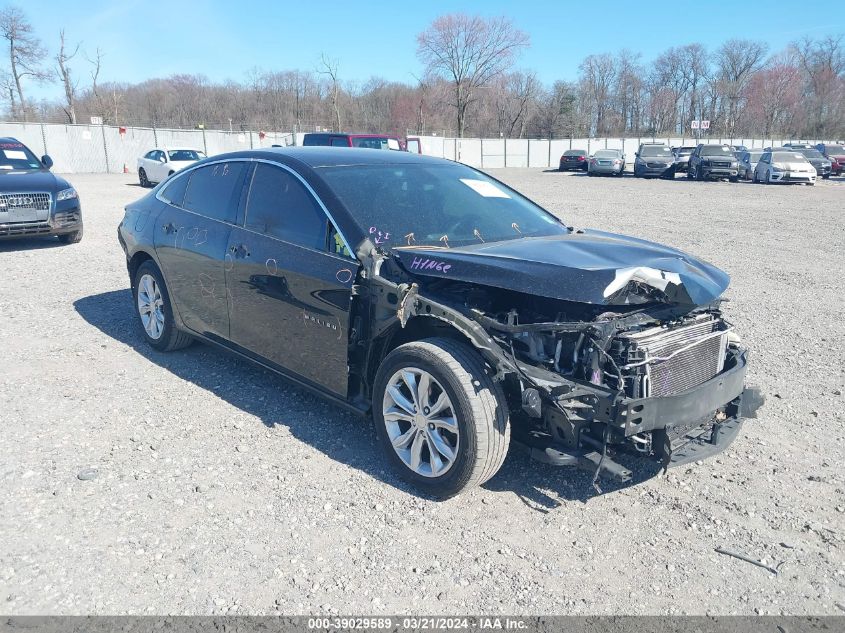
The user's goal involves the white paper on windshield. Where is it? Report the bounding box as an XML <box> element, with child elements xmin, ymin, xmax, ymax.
<box><xmin>460</xmin><ymin>178</ymin><xmax>511</xmax><ymax>198</ymax></box>
<box><xmin>3</xmin><ymin>150</ymin><xmax>27</xmax><ymax>160</ymax></box>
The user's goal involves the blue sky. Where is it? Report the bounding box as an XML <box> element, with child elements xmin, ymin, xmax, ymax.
<box><xmin>22</xmin><ymin>0</ymin><xmax>845</xmax><ymax>101</ymax></box>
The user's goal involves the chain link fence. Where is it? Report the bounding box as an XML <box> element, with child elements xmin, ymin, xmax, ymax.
<box><xmin>0</xmin><ymin>120</ymin><xmax>834</xmax><ymax>173</ymax></box>
<box><xmin>0</xmin><ymin>122</ymin><xmax>294</xmax><ymax>174</ymax></box>
<box><xmin>415</xmin><ymin>135</ymin><xmax>834</xmax><ymax>169</ymax></box>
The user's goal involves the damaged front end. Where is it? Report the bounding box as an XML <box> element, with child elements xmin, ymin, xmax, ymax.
<box><xmin>355</xmin><ymin>233</ymin><xmax>764</xmax><ymax>488</ymax></box>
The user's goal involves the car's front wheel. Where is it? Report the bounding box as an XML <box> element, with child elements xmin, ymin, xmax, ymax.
<box><xmin>132</xmin><ymin>260</ymin><xmax>193</xmax><ymax>351</ymax></box>
<box><xmin>373</xmin><ymin>338</ymin><xmax>510</xmax><ymax>498</ymax></box>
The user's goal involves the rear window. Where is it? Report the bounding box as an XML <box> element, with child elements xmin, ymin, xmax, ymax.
<box><xmin>594</xmin><ymin>150</ymin><xmax>619</xmax><ymax>158</ymax></box>
<box><xmin>563</xmin><ymin>150</ymin><xmax>585</xmax><ymax>156</ymax></box>
<box><xmin>824</xmin><ymin>145</ymin><xmax>845</xmax><ymax>153</ymax></box>
<box><xmin>182</xmin><ymin>162</ymin><xmax>246</xmax><ymax>223</ymax></box>
<box><xmin>351</xmin><ymin>137</ymin><xmax>401</xmax><ymax>150</ymax></box>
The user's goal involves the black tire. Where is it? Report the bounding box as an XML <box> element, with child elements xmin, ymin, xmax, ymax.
<box><xmin>139</xmin><ymin>168</ymin><xmax>150</xmax><ymax>188</ymax></box>
<box><xmin>823</xmin><ymin>174</ymin><xmax>830</xmax><ymax>179</ymax></box>
<box><xmin>373</xmin><ymin>337</ymin><xmax>510</xmax><ymax>498</ymax></box>
<box><xmin>686</xmin><ymin>169</ymin><xmax>694</xmax><ymax>179</ymax></box>
<box><xmin>58</xmin><ymin>226</ymin><xmax>83</xmax><ymax>244</ymax></box>
<box><xmin>132</xmin><ymin>260</ymin><xmax>193</xmax><ymax>352</ymax></box>
<box><xmin>729</xmin><ymin>176</ymin><xmax>738</xmax><ymax>183</ymax></box>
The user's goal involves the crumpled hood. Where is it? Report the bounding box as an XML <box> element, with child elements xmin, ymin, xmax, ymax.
<box><xmin>392</xmin><ymin>230</ymin><xmax>730</xmax><ymax>306</ymax></box>
<box><xmin>0</xmin><ymin>169</ymin><xmax>67</xmax><ymax>191</ymax></box>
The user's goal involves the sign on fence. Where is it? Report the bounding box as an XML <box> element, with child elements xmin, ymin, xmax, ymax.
<box><xmin>90</xmin><ymin>116</ymin><xmax>103</xmax><ymax>125</ymax></box>
<box><xmin>691</xmin><ymin>120</ymin><xmax>699</xmax><ymax>129</ymax></box>
<box><xmin>701</xmin><ymin>120</ymin><xmax>711</xmax><ymax>130</ymax></box>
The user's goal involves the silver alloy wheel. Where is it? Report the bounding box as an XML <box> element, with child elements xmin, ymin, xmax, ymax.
<box><xmin>137</xmin><ymin>273</ymin><xmax>165</xmax><ymax>340</ymax></box>
<box><xmin>382</xmin><ymin>367</ymin><xmax>459</xmax><ymax>478</ymax></box>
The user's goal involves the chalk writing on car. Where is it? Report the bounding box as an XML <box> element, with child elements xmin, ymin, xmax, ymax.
<box><xmin>409</xmin><ymin>256</ymin><xmax>452</xmax><ymax>274</ymax></box>
<box><xmin>336</xmin><ymin>268</ymin><xmax>353</xmax><ymax>284</ymax></box>
<box><xmin>369</xmin><ymin>225</ymin><xmax>390</xmax><ymax>245</ymax></box>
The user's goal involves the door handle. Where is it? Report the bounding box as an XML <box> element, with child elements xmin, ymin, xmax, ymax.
<box><xmin>162</xmin><ymin>222</ymin><xmax>177</xmax><ymax>234</ymax></box>
<box><xmin>229</xmin><ymin>244</ymin><xmax>250</xmax><ymax>258</ymax></box>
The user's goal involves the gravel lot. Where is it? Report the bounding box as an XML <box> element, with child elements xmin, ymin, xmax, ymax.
<box><xmin>1</xmin><ymin>170</ymin><xmax>844</xmax><ymax>616</ymax></box>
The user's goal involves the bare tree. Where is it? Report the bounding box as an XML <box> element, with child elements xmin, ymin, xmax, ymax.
<box><xmin>714</xmin><ymin>39</ymin><xmax>767</xmax><ymax>135</ymax></box>
<box><xmin>318</xmin><ymin>53</ymin><xmax>341</xmax><ymax>131</ymax></box>
<box><xmin>55</xmin><ymin>29</ymin><xmax>80</xmax><ymax>123</ymax></box>
<box><xmin>0</xmin><ymin>5</ymin><xmax>47</xmax><ymax>120</ymax></box>
<box><xmin>579</xmin><ymin>54</ymin><xmax>616</xmax><ymax>135</ymax></box>
<box><xmin>417</xmin><ymin>14</ymin><xmax>528</xmax><ymax>137</ymax></box>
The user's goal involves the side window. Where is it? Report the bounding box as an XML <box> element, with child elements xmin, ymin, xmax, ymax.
<box><xmin>330</xmin><ymin>137</ymin><xmax>349</xmax><ymax>147</ymax></box>
<box><xmin>245</xmin><ymin>163</ymin><xmax>328</xmax><ymax>251</ymax></box>
<box><xmin>145</xmin><ymin>151</ymin><xmax>156</xmax><ymax>160</ymax></box>
<box><xmin>183</xmin><ymin>162</ymin><xmax>245</xmax><ymax>223</ymax></box>
<box><xmin>159</xmin><ymin>173</ymin><xmax>190</xmax><ymax>207</ymax></box>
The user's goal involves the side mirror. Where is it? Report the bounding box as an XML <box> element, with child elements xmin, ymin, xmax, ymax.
<box><xmin>634</xmin><ymin>152</ymin><xmax>639</xmax><ymax>158</ymax></box>
<box><xmin>159</xmin><ymin>155</ymin><xmax>167</xmax><ymax>163</ymax></box>
<box><xmin>41</xmin><ymin>155</ymin><xmax>53</xmax><ymax>169</ymax></box>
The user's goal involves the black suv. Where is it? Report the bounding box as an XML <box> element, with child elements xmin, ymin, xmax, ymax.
<box><xmin>0</xmin><ymin>138</ymin><xmax>82</xmax><ymax>243</ymax></box>
<box><xmin>118</xmin><ymin>147</ymin><xmax>761</xmax><ymax>498</ymax></box>
<box><xmin>687</xmin><ymin>144</ymin><xmax>740</xmax><ymax>181</ymax></box>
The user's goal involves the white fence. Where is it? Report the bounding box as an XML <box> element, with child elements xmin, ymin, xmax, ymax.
<box><xmin>0</xmin><ymin>121</ymin><xmax>833</xmax><ymax>173</ymax></box>
<box><xmin>415</xmin><ymin>135</ymin><xmax>833</xmax><ymax>169</ymax></box>
<box><xmin>0</xmin><ymin>122</ymin><xmax>293</xmax><ymax>174</ymax></box>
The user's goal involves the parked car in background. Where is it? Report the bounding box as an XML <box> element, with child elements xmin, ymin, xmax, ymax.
<box><xmin>587</xmin><ymin>149</ymin><xmax>625</xmax><ymax>176</ymax></box>
<box><xmin>302</xmin><ymin>133</ymin><xmax>403</xmax><ymax>150</ymax></box>
<box><xmin>633</xmin><ymin>143</ymin><xmax>675</xmax><ymax>178</ymax></box>
<box><xmin>737</xmin><ymin>150</ymin><xmax>763</xmax><ymax>180</ymax></box>
<box><xmin>687</xmin><ymin>144</ymin><xmax>739</xmax><ymax>181</ymax></box>
<box><xmin>138</xmin><ymin>148</ymin><xmax>205</xmax><ymax>187</ymax></box>
<box><xmin>405</xmin><ymin>137</ymin><xmax>422</xmax><ymax>154</ymax></box>
<box><xmin>816</xmin><ymin>143</ymin><xmax>845</xmax><ymax>176</ymax></box>
<box><xmin>558</xmin><ymin>149</ymin><xmax>588</xmax><ymax>171</ymax></box>
<box><xmin>795</xmin><ymin>148</ymin><xmax>832</xmax><ymax>179</ymax></box>
<box><xmin>672</xmin><ymin>146</ymin><xmax>696</xmax><ymax>172</ymax></box>
<box><xmin>753</xmin><ymin>150</ymin><xmax>816</xmax><ymax>185</ymax></box>
<box><xmin>0</xmin><ymin>137</ymin><xmax>82</xmax><ymax>244</ymax></box>
<box><xmin>782</xmin><ymin>142</ymin><xmax>815</xmax><ymax>150</ymax></box>
<box><xmin>117</xmin><ymin>147</ymin><xmax>761</xmax><ymax>497</ymax></box>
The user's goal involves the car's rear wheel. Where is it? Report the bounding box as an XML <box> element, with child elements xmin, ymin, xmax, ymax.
<box><xmin>373</xmin><ymin>338</ymin><xmax>510</xmax><ymax>498</ymax></box>
<box><xmin>132</xmin><ymin>261</ymin><xmax>193</xmax><ymax>351</ymax></box>
<box><xmin>139</xmin><ymin>168</ymin><xmax>150</xmax><ymax>187</ymax></box>
<box><xmin>58</xmin><ymin>227</ymin><xmax>83</xmax><ymax>244</ymax></box>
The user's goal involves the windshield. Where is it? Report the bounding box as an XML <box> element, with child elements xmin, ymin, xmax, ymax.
<box><xmin>676</xmin><ymin>147</ymin><xmax>695</xmax><ymax>154</ymax></box>
<box><xmin>773</xmin><ymin>152</ymin><xmax>808</xmax><ymax>163</ymax></box>
<box><xmin>640</xmin><ymin>146</ymin><xmax>671</xmax><ymax>157</ymax></box>
<box><xmin>800</xmin><ymin>149</ymin><xmax>824</xmax><ymax>159</ymax></box>
<box><xmin>700</xmin><ymin>145</ymin><xmax>734</xmax><ymax>156</ymax></box>
<box><xmin>749</xmin><ymin>151</ymin><xmax>763</xmax><ymax>161</ymax></box>
<box><xmin>319</xmin><ymin>163</ymin><xmax>569</xmax><ymax>249</ymax></box>
<box><xmin>351</xmin><ymin>137</ymin><xmax>400</xmax><ymax>150</ymax></box>
<box><xmin>0</xmin><ymin>142</ymin><xmax>42</xmax><ymax>170</ymax></box>
<box><xmin>594</xmin><ymin>150</ymin><xmax>619</xmax><ymax>158</ymax></box>
<box><xmin>168</xmin><ymin>149</ymin><xmax>202</xmax><ymax>161</ymax></box>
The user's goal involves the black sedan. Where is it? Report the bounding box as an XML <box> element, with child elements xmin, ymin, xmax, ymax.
<box><xmin>118</xmin><ymin>148</ymin><xmax>762</xmax><ymax>498</ymax></box>
<box><xmin>558</xmin><ymin>149</ymin><xmax>588</xmax><ymax>171</ymax></box>
<box><xmin>0</xmin><ymin>137</ymin><xmax>82</xmax><ymax>243</ymax></box>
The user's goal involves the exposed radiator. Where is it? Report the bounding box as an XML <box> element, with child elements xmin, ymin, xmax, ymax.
<box><xmin>615</xmin><ymin>314</ymin><xmax>728</xmax><ymax>397</ymax></box>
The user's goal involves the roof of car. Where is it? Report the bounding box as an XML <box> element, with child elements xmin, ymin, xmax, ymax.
<box><xmin>210</xmin><ymin>146</ymin><xmax>447</xmax><ymax>168</ymax></box>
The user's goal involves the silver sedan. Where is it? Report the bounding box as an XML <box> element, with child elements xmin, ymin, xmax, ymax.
<box><xmin>587</xmin><ymin>149</ymin><xmax>625</xmax><ymax>176</ymax></box>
